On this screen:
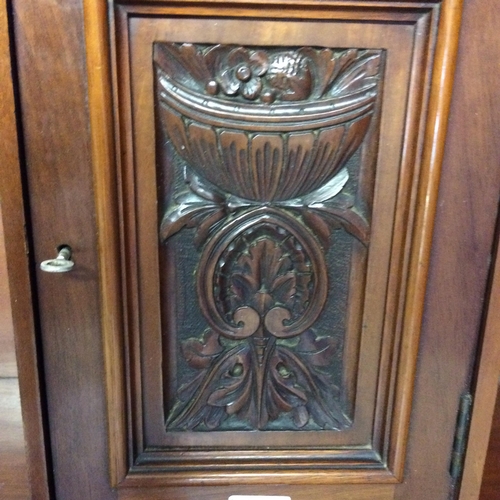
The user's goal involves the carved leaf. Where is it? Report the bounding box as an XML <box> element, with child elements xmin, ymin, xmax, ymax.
<box><xmin>300</xmin><ymin>209</ymin><xmax>332</xmax><ymax>250</ymax></box>
<box><xmin>167</xmin><ymin>344</ymin><xmax>252</xmax><ymax>430</ymax></box>
<box><xmin>309</xmin><ymin>201</ymin><xmax>370</xmax><ymax>246</ymax></box>
<box><xmin>293</xmin><ymin>405</ymin><xmax>310</xmax><ymax>428</ymax></box>
<box><xmin>154</xmin><ymin>43</ymin><xmax>211</xmax><ymax>91</ymax></box>
<box><xmin>185</xmin><ymin>169</ymin><xmax>226</xmax><ymax>204</ymax></box>
<box><xmin>276</xmin><ymin>345</ymin><xmax>349</xmax><ymax>429</ymax></box>
<box><xmin>160</xmin><ymin>171</ymin><xmax>228</xmax><ymax>243</ymax></box>
<box><xmin>169</xmin><ymin>330</ymin><xmax>349</xmax><ymax>430</ymax></box>
<box><xmin>298</xmin><ymin>47</ymin><xmax>337</xmax><ymax>98</ymax></box>
<box><xmin>285</xmin><ymin>167</ymin><xmax>349</xmax><ymax>207</ymax></box>
<box><xmin>159</xmin><ymin>192</ymin><xmax>220</xmax><ymax>242</ymax></box>
<box><xmin>230</xmin><ymin>239</ymin><xmax>297</xmax><ymax>315</ymax></box>
<box><xmin>330</xmin><ymin>53</ymin><xmax>380</xmax><ymax>97</ymax></box>
<box><xmin>206</xmin><ymin>356</ymin><xmax>252</xmax><ymax>414</ymax></box>
<box><xmin>193</xmin><ymin>209</ymin><xmax>226</xmax><ymax>248</ymax></box>
<box><xmin>181</xmin><ymin>330</ymin><xmax>224</xmax><ymax>370</ymax></box>
<box><xmin>160</xmin><ymin>194</ymin><xmax>214</xmax><ymax>242</ymax></box>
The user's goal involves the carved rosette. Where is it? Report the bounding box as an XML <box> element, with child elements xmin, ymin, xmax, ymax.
<box><xmin>155</xmin><ymin>43</ymin><xmax>381</xmax><ymax>431</ymax></box>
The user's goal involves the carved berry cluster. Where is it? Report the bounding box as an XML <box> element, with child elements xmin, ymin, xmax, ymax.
<box><xmin>206</xmin><ymin>48</ymin><xmax>312</xmax><ymax>103</ymax></box>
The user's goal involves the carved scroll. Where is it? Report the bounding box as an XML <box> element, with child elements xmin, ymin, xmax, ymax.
<box><xmin>155</xmin><ymin>43</ymin><xmax>382</xmax><ymax>431</ymax></box>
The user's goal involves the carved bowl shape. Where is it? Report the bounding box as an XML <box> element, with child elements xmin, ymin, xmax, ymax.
<box><xmin>155</xmin><ymin>43</ymin><xmax>381</xmax><ymax>202</ymax></box>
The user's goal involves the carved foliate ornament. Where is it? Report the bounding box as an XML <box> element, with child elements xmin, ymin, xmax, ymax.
<box><xmin>155</xmin><ymin>43</ymin><xmax>381</xmax><ymax>431</ymax></box>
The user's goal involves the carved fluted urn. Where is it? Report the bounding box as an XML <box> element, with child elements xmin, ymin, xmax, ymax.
<box><xmin>155</xmin><ymin>43</ymin><xmax>380</xmax><ymax>202</ymax></box>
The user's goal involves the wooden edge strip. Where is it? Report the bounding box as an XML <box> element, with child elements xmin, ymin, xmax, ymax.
<box><xmin>0</xmin><ymin>0</ymin><xmax>51</xmax><ymax>497</ymax></box>
<box><xmin>459</xmin><ymin>239</ymin><xmax>500</xmax><ymax>496</ymax></box>
<box><xmin>391</xmin><ymin>0</ymin><xmax>464</xmax><ymax>479</ymax></box>
<box><xmin>83</xmin><ymin>0</ymin><xmax>127</xmax><ymax>486</ymax></box>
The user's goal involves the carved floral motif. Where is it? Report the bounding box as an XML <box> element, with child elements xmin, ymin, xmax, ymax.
<box><xmin>155</xmin><ymin>43</ymin><xmax>382</xmax><ymax>431</ymax></box>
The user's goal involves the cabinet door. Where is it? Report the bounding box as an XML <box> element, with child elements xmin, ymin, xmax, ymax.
<box><xmin>11</xmin><ymin>0</ymin><xmax>500</xmax><ymax>499</ymax></box>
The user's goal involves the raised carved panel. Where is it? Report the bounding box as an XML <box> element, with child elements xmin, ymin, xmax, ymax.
<box><xmin>107</xmin><ymin>6</ymin><xmax>444</xmax><ymax>485</ymax></box>
<box><xmin>155</xmin><ymin>43</ymin><xmax>381</xmax><ymax>431</ymax></box>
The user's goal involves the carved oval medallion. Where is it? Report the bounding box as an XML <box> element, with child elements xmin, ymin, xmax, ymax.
<box><xmin>197</xmin><ymin>208</ymin><xmax>328</xmax><ymax>340</ymax></box>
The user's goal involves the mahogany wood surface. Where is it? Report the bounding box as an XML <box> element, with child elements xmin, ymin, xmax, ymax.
<box><xmin>11</xmin><ymin>0</ymin><xmax>112</xmax><ymax>498</ymax></box>
<box><xmin>117</xmin><ymin>11</ymin><xmax>433</xmax><ymax>484</ymax></box>
<box><xmin>5</xmin><ymin>0</ymin><xmax>500</xmax><ymax>499</ymax></box>
<box><xmin>453</xmin><ymin>4</ymin><xmax>500</xmax><ymax>499</ymax></box>
<box><xmin>0</xmin><ymin>215</ymin><xmax>16</xmax><ymax>378</ymax></box>
<box><xmin>480</xmin><ymin>390</ymin><xmax>500</xmax><ymax>500</ymax></box>
<box><xmin>0</xmin><ymin>0</ymin><xmax>49</xmax><ymax>497</ymax></box>
<box><xmin>400</xmin><ymin>1</ymin><xmax>500</xmax><ymax>497</ymax></box>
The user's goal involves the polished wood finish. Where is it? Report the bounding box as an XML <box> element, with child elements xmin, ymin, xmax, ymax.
<box><xmin>83</xmin><ymin>0</ymin><xmax>127</xmax><ymax>485</ymax></box>
<box><xmin>398</xmin><ymin>0</ymin><xmax>500</xmax><ymax>497</ymax></box>
<box><xmin>0</xmin><ymin>0</ymin><xmax>49</xmax><ymax>497</ymax></box>
<box><xmin>7</xmin><ymin>0</ymin><xmax>500</xmax><ymax>498</ymax></box>
<box><xmin>453</xmin><ymin>3</ymin><xmax>500</xmax><ymax>498</ymax></box>
<box><xmin>100</xmin><ymin>2</ymin><xmax>454</xmax><ymax>488</ymax></box>
<box><xmin>480</xmin><ymin>391</ymin><xmax>500</xmax><ymax>500</ymax></box>
<box><xmin>11</xmin><ymin>0</ymin><xmax>112</xmax><ymax>497</ymax></box>
<box><xmin>0</xmin><ymin>215</ymin><xmax>16</xmax><ymax>379</ymax></box>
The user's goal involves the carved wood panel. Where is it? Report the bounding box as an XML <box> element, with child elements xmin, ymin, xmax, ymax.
<box><xmin>155</xmin><ymin>43</ymin><xmax>381</xmax><ymax>432</ymax></box>
<box><xmin>103</xmin><ymin>3</ymin><xmax>450</xmax><ymax>487</ymax></box>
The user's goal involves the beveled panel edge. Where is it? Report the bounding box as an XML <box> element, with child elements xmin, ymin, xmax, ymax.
<box><xmin>387</xmin><ymin>0</ymin><xmax>464</xmax><ymax>480</ymax></box>
<box><xmin>87</xmin><ymin>0</ymin><xmax>459</xmax><ymax>484</ymax></box>
<box><xmin>117</xmin><ymin>0</ymin><xmax>440</xmax><ymax>13</ymax></box>
<box><xmin>119</xmin><ymin>467</ymin><xmax>399</xmax><ymax>487</ymax></box>
<box><xmin>83</xmin><ymin>0</ymin><xmax>128</xmax><ymax>487</ymax></box>
<box><xmin>117</xmin><ymin>0</ymin><xmax>434</xmax><ymax>22</ymax></box>
<box><xmin>131</xmin><ymin>14</ymin><xmax>418</xmax><ymax>454</ymax></box>
<box><xmin>123</xmin><ymin>4</ymin><xmax>428</xmax><ymax>482</ymax></box>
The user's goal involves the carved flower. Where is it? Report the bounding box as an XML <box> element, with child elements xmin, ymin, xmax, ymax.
<box><xmin>213</xmin><ymin>47</ymin><xmax>269</xmax><ymax>100</ymax></box>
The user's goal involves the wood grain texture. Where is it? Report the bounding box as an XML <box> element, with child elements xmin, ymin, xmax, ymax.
<box><xmin>80</xmin><ymin>0</ymin><xmax>466</xmax><ymax>492</ymax></box>
<box><xmin>0</xmin><ymin>214</ymin><xmax>16</xmax><ymax>378</ymax></box>
<box><xmin>389</xmin><ymin>0</ymin><xmax>463</xmax><ymax>478</ymax></box>
<box><xmin>83</xmin><ymin>0</ymin><xmax>127</xmax><ymax>486</ymax></box>
<box><xmin>0</xmin><ymin>0</ymin><xmax>50</xmax><ymax>497</ymax></box>
<box><xmin>10</xmin><ymin>0</ymin><xmax>500</xmax><ymax>498</ymax></box>
<box><xmin>11</xmin><ymin>0</ymin><xmax>116</xmax><ymax>498</ymax></box>
<box><xmin>480</xmin><ymin>389</ymin><xmax>500</xmax><ymax>500</ymax></box>
<box><xmin>108</xmin><ymin>6</ymin><xmax>440</xmax><ymax>486</ymax></box>
<box><xmin>456</xmin><ymin>4</ymin><xmax>500</xmax><ymax>498</ymax></box>
<box><xmin>0</xmin><ymin>379</ymin><xmax>30</xmax><ymax>500</ymax></box>
<box><xmin>395</xmin><ymin>0</ymin><xmax>500</xmax><ymax>498</ymax></box>
<box><xmin>119</xmin><ymin>484</ymin><xmax>396</xmax><ymax>500</ymax></box>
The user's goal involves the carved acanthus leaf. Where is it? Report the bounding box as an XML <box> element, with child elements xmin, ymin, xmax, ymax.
<box><xmin>306</xmin><ymin>193</ymin><xmax>370</xmax><ymax>246</ymax></box>
<box><xmin>160</xmin><ymin>171</ymin><xmax>231</xmax><ymax>245</ymax></box>
<box><xmin>329</xmin><ymin>53</ymin><xmax>381</xmax><ymax>98</ymax></box>
<box><xmin>181</xmin><ymin>329</ymin><xmax>224</xmax><ymax>370</ymax></box>
<box><xmin>167</xmin><ymin>332</ymin><xmax>350</xmax><ymax>431</ymax></box>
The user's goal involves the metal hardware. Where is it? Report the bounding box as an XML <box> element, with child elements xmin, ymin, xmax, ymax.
<box><xmin>449</xmin><ymin>393</ymin><xmax>473</xmax><ymax>483</ymax></box>
<box><xmin>40</xmin><ymin>246</ymin><xmax>75</xmax><ymax>273</ymax></box>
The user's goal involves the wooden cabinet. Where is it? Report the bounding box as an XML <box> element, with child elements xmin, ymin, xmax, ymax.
<box><xmin>3</xmin><ymin>0</ymin><xmax>500</xmax><ymax>499</ymax></box>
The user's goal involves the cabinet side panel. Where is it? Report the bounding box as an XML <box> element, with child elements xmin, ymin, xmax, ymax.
<box><xmin>12</xmin><ymin>0</ymin><xmax>116</xmax><ymax>498</ymax></box>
